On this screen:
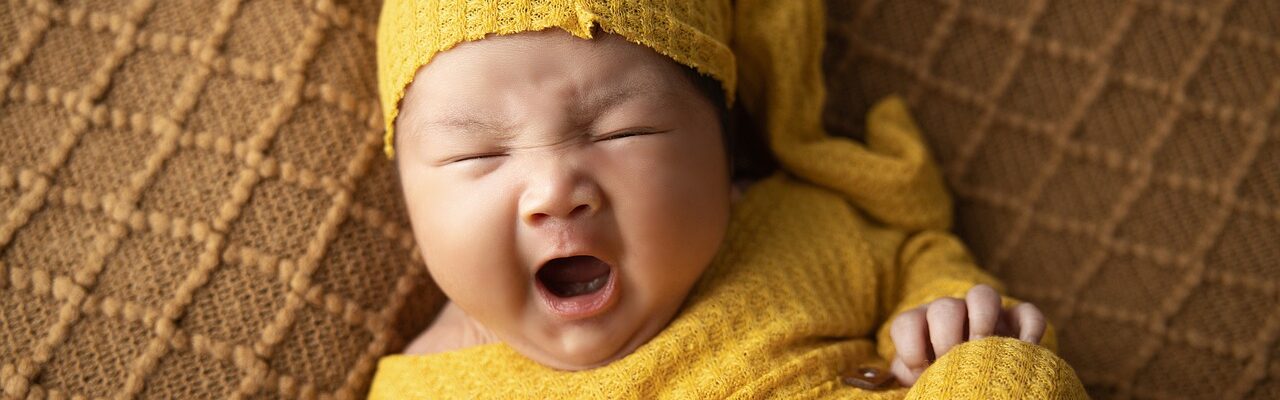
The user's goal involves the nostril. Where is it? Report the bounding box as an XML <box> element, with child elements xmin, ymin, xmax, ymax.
<box><xmin>524</xmin><ymin>203</ymin><xmax>594</xmax><ymax>224</ymax></box>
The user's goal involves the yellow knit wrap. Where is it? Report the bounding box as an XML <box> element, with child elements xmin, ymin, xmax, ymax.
<box><xmin>376</xmin><ymin>0</ymin><xmax>736</xmax><ymax>158</ymax></box>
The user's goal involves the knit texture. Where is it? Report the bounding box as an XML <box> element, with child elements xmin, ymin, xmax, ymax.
<box><xmin>376</xmin><ymin>0</ymin><xmax>736</xmax><ymax>158</ymax></box>
<box><xmin>369</xmin><ymin>99</ymin><xmax>1086</xmax><ymax>399</ymax></box>
<box><xmin>821</xmin><ymin>1</ymin><xmax>1280</xmax><ymax>399</ymax></box>
<box><xmin>0</xmin><ymin>0</ymin><xmax>442</xmax><ymax>398</ymax></box>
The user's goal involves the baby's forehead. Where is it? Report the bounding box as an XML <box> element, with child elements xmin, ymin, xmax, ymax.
<box><xmin>427</xmin><ymin>84</ymin><xmax>685</xmax><ymax>131</ymax></box>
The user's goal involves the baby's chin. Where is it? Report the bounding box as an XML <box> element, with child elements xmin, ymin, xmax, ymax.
<box><xmin>508</xmin><ymin>306</ymin><xmax>675</xmax><ymax>371</ymax></box>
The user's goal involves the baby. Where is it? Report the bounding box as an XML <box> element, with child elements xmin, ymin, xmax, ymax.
<box><xmin>392</xmin><ymin>28</ymin><xmax>734</xmax><ymax>371</ymax></box>
<box><xmin>370</xmin><ymin>0</ymin><xmax>1085</xmax><ymax>398</ymax></box>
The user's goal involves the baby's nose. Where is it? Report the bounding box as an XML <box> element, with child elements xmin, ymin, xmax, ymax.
<box><xmin>518</xmin><ymin>162</ymin><xmax>603</xmax><ymax>225</ymax></box>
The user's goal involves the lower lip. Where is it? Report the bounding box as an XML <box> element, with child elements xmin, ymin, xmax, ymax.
<box><xmin>535</xmin><ymin>267</ymin><xmax>619</xmax><ymax>321</ymax></box>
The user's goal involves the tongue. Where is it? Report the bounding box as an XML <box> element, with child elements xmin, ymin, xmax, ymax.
<box><xmin>538</xmin><ymin>256</ymin><xmax>610</xmax><ymax>297</ymax></box>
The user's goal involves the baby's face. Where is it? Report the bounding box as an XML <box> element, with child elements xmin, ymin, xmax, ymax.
<box><xmin>395</xmin><ymin>29</ymin><xmax>731</xmax><ymax>370</ymax></box>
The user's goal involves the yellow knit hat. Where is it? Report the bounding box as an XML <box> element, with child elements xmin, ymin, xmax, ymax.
<box><xmin>376</xmin><ymin>0</ymin><xmax>737</xmax><ymax>158</ymax></box>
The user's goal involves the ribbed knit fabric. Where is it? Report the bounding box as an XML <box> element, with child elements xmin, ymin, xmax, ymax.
<box><xmin>370</xmin><ymin>0</ymin><xmax>1086</xmax><ymax>397</ymax></box>
<box><xmin>907</xmin><ymin>337</ymin><xmax>1084</xmax><ymax>400</ymax></box>
<box><xmin>732</xmin><ymin>0</ymin><xmax>953</xmax><ymax>235</ymax></box>
<box><xmin>376</xmin><ymin>0</ymin><xmax>736</xmax><ymax>158</ymax></box>
<box><xmin>367</xmin><ymin>99</ymin><xmax>1086</xmax><ymax>399</ymax></box>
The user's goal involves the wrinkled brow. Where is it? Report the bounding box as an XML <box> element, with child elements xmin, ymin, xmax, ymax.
<box><xmin>398</xmin><ymin>108</ymin><xmax>518</xmax><ymax>143</ymax></box>
<box><xmin>421</xmin><ymin>115</ymin><xmax>516</xmax><ymax>138</ymax></box>
<box><xmin>409</xmin><ymin>78</ymin><xmax>678</xmax><ymax>140</ymax></box>
<box><xmin>579</xmin><ymin>81</ymin><xmax>664</xmax><ymax>118</ymax></box>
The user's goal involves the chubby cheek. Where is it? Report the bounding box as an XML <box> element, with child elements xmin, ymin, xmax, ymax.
<box><xmin>399</xmin><ymin>168</ymin><xmax>528</xmax><ymax>329</ymax></box>
<box><xmin>603</xmin><ymin>131</ymin><xmax>730</xmax><ymax>311</ymax></box>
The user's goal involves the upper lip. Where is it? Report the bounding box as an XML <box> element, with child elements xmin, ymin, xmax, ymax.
<box><xmin>526</xmin><ymin>219</ymin><xmax>616</xmax><ymax>273</ymax></box>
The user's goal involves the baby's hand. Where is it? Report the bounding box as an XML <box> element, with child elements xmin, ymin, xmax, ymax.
<box><xmin>887</xmin><ymin>284</ymin><xmax>1045</xmax><ymax>386</ymax></box>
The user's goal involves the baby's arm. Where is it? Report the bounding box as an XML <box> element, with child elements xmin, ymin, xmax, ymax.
<box><xmin>874</xmin><ymin>231</ymin><xmax>1050</xmax><ymax>386</ymax></box>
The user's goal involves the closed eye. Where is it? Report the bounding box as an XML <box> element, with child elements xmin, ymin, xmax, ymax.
<box><xmin>595</xmin><ymin>129</ymin><xmax>668</xmax><ymax>142</ymax></box>
<box><xmin>603</xmin><ymin>132</ymin><xmax>636</xmax><ymax>141</ymax></box>
<box><xmin>447</xmin><ymin>153</ymin><xmax>506</xmax><ymax>163</ymax></box>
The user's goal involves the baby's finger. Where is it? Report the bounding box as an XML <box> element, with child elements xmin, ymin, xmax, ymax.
<box><xmin>926</xmin><ymin>298</ymin><xmax>966</xmax><ymax>359</ymax></box>
<box><xmin>1009</xmin><ymin>303</ymin><xmax>1046</xmax><ymax>344</ymax></box>
<box><xmin>889</xmin><ymin>308</ymin><xmax>929</xmax><ymax>372</ymax></box>
<box><xmin>890</xmin><ymin>356</ymin><xmax>919</xmax><ymax>387</ymax></box>
<box><xmin>965</xmin><ymin>285</ymin><xmax>1000</xmax><ymax>340</ymax></box>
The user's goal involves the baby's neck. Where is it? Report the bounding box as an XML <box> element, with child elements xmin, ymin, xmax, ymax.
<box><xmin>403</xmin><ymin>301</ymin><xmax>498</xmax><ymax>356</ymax></box>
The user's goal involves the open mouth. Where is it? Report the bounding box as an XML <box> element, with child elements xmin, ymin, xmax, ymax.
<box><xmin>534</xmin><ymin>255</ymin><xmax>618</xmax><ymax>319</ymax></box>
<box><xmin>536</xmin><ymin>256</ymin><xmax>611</xmax><ymax>297</ymax></box>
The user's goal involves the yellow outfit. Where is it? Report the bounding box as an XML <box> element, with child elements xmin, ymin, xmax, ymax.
<box><xmin>373</xmin><ymin>0</ymin><xmax>1086</xmax><ymax>398</ymax></box>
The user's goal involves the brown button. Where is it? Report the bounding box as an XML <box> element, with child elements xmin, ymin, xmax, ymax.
<box><xmin>840</xmin><ymin>366</ymin><xmax>896</xmax><ymax>390</ymax></box>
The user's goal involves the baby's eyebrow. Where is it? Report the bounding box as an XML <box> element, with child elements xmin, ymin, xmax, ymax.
<box><xmin>414</xmin><ymin>114</ymin><xmax>518</xmax><ymax>141</ymax></box>
<box><xmin>579</xmin><ymin>81</ymin><xmax>668</xmax><ymax>118</ymax></box>
<box><xmin>409</xmin><ymin>79</ymin><xmax>674</xmax><ymax>141</ymax></box>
